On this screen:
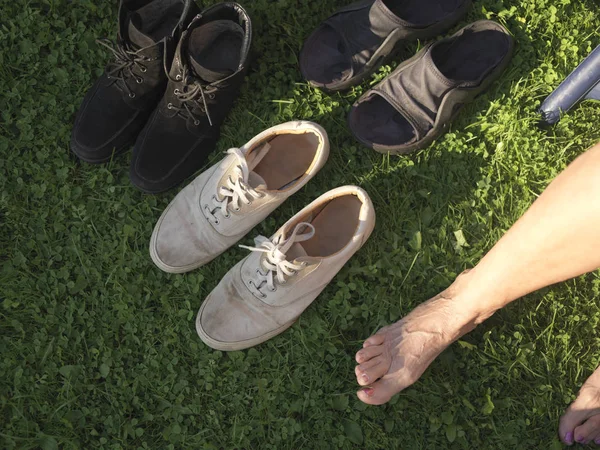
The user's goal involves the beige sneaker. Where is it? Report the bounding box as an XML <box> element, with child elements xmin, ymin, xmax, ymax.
<box><xmin>150</xmin><ymin>121</ymin><xmax>329</xmax><ymax>273</ymax></box>
<box><xmin>196</xmin><ymin>185</ymin><xmax>376</xmax><ymax>351</ymax></box>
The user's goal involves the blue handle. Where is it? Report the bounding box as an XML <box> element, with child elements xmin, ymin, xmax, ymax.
<box><xmin>539</xmin><ymin>45</ymin><xmax>600</xmax><ymax>125</ymax></box>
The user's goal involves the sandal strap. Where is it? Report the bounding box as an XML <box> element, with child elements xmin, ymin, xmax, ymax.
<box><xmin>324</xmin><ymin>0</ymin><xmax>406</xmax><ymax>75</ymax></box>
<box><xmin>373</xmin><ymin>45</ymin><xmax>459</xmax><ymax>140</ymax></box>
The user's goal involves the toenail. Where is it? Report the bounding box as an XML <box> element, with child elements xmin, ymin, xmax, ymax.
<box><xmin>595</xmin><ymin>438</ymin><xmax>600</xmax><ymax>445</ymax></box>
<box><xmin>576</xmin><ymin>435</ymin><xmax>585</xmax><ymax>443</ymax></box>
<box><xmin>363</xmin><ymin>388</ymin><xmax>374</xmax><ymax>396</ymax></box>
<box><xmin>565</xmin><ymin>432</ymin><xmax>574</xmax><ymax>444</ymax></box>
<box><xmin>361</xmin><ymin>374</ymin><xmax>369</xmax><ymax>383</ymax></box>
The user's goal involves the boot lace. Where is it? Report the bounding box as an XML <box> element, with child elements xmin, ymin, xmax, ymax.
<box><xmin>240</xmin><ymin>223</ymin><xmax>314</xmax><ymax>299</ymax></box>
<box><xmin>203</xmin><ymin>148</ymin><xmax>264</xmax><ymax>225</ymax></box>
<box><xmin>97</xmin><ymin>38</ymin><xmax>154</xmax><ymax>98</ymax></box>
<box><xmin>167</xmin><ymin>65</ymin><xmax>218</xmax><ymax>126</ymax></box>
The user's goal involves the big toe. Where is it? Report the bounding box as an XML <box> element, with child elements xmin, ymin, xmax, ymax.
<box><xmin>559</xmin><ymin>392</ymin><xmax>600</xmax><ymax>445</ymax></box>
<box><xmin>573</xmin><ymin>415</ymin><xmax>600</xmax><ymax>445</ymax></box>
<box><xmin>355</xmin><ymin>355</ymin><xmax>390</xmax><ymax>386</ymax></box>
<box><xmin>356</xmin><ymin>376</ymin><xmax>405</xmax><ymax>406</ymax></box>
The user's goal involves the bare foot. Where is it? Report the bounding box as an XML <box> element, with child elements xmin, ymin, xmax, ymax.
<box><xmin>559</xmin><ymin>365</ymin><xmax>600</xmax><ymax>446</ymax></box>
<box><xmin>355</xmin><ymin>286</ymin><xmax>482</xmax><ymax>405</ymax></box>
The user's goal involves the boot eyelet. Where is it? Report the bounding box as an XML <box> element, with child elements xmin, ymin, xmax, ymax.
<box><xmin>176</xmin><ymin>74</ymin><xmax>182</xmax><ymax>81</ymax></box>
<box><xmin>167</xmin><ymin>103</ymin><xmax>173</xmax><ymax>109</ymax></box>
<box><xmin>129</xmin><ymin>93</ymin><xmax>136</xmax><ymax>98</ymax></box>
<box><xmin>209</xmin><ymin>93</ymin><xmax>215</xmax><ymax>99</ymax></box>
<box><xmin>174</xmin><ymin>89</ymin><xmax>180</xmax><ymax>95</ymax></box>
<box><xmin>194</xmin><ymin>120</ymin><xmax>200</xmax><ymax>126</ymax></box>
<box><xmin>140</xmin><ymin>67</ymin><xmax>147</xmax><ymax>73</ymax></box>
<box><xmin>136</xmin><ymin>77</ymin><xmax>143</xmax><ymax>84</ymax></box>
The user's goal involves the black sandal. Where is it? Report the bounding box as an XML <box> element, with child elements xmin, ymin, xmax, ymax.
<box><xmin>349</xmin><ymin>20</ymin><xmax>514</xmax><ymax>154</ymax></box>
<box><xmin>300</xmin><ymin>0</ymin><xmax>471</xmax><ymax>92</ymax></box>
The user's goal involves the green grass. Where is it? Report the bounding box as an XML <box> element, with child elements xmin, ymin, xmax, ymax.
<box><xmin>2</xmin><ymin>0</ymin><xmax>600</xmax><ymax>448</ymax></box>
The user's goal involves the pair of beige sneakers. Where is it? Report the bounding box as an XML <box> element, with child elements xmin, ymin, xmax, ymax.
<box><xmin>150</xmin><ymin>121</ymin><xmax>376</xmax><ymax>351</ymax></box>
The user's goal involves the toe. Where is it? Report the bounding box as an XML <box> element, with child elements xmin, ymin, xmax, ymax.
<box><xmin>559</xmin><ymin>392</ymin><xmax>600</xmax><ymax>445</ymax></box>
<box><xmin>355</xmin><ymin>344</ymin><xmax>383</xmax><ymax>364</ymax></box>
<box><xmin>363</xmin><ymin>333</ymin><xmax>386</xmax><ymax>348</ymax></box>
<box><xmin>356</xmin><ymin>376</ymin><xmax>402</xmax><ymax>405</ymax></box>
<box><xmin>574</xmin><ymin>415</ymin><xmax>600</xmax><ymax>445</ymax></box>
<box><xmin>355</xmin><ymin>356</ymin><xmax>389</xmax><ymax>386</ymax></box>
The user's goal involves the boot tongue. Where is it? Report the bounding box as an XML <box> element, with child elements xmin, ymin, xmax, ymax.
<box><xmin>187</xmin><ymin>20</ymin><xmax>244</xmax><ymax>82</ymax></box>
<box><xmin>190</xmin><ymin>59</ymin><xmax>232</xmax><ymax>83</ymax></box>
<box><xmin>127</xmin><ymin>15</ymin><xmax>156</xmax><ymax>48</ymax></box>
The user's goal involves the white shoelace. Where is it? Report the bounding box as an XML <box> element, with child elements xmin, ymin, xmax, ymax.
<box><xmin>204</xmin><ymin>148</ymin><xmax>264</xmax><ymax>224</ymax></box>
<box><xmin>240</xmin><ymin>222</ymin><xmax>315</xmax><ymax>298</ymax></box>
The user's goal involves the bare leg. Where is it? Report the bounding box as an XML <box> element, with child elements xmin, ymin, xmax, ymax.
<box><xmin>355</xmin><ymin>142</ymin><xmax>600</xmax><ymax>444</ymax></box>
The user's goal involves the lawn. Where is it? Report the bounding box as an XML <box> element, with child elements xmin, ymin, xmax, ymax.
<box><xmin>1</xmin><ymin>0</ymin><xmax>600</xmax><ymax>448</ymax></box>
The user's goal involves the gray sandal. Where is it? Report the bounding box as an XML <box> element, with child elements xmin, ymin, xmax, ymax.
<box><xmin>349</xmin><ymin>20</ymin><xmax>514</xmax><ymax>154</ymax></box>
<box><xmin>300</xmin><ymin>0</ymin><xmax>471</xmax><ymax>91</ymax></box>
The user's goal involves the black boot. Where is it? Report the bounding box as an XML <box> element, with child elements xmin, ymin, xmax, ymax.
<box><xmin>71</xmin><ymin>0</ymin><xmax>200</xmax><ymax>163</ymax></box>
<box><xmin>129</xmin><ymin>3</ymin><xmax>252</xmax><ymax>194</ymax></box>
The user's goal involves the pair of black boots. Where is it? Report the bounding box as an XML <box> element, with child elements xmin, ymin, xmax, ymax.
<box><xmin>71</xmin><ymin>0</ymin><xmax>252</xmax><ymax>193</ymax></box>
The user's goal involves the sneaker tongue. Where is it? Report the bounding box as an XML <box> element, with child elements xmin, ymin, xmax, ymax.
<box><xmin>187</xmin><ymin>20</ymin><xmax>244</xmax><ymax>82</ymax></box>
<box><xmin>127</xmin><ymin>16</ymin><xmax>156</xmax><ymax>48</ymax></box>
<box><xmin>248</xmin><ymin>171</ymin><xmax>267</xmax><ymax>191</ymax></box>
<box><xmin>285</xmin><ymin>243</ymin><xmax>308</xmax><ymax>261</ymax></box>
<box><xmin>280</xmin><ymin>222</ymin><xmax>314</xmax><ymax>261</ymax></box>
<box><xmin>245</xmin><ymin>142</ymin><xmax>271</xmax><ymax>190</ymax></box>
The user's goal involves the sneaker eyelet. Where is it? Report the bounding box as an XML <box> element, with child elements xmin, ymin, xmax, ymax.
<box><xmin>234</xmin><ymin>207</ymin><xmax>240</xmax><ymax>212</ymax></box>
<box><xmin>174</xmin><ymin>89</ymin><xmax>180</xmax><ymax>95</ymax></box>
<box><xmin>176</xmin><ymin>74</ymin><xmax>182</xmax><ymax>81</ymax></box>
<box><xmin>129</xmin><ymin>93</ymin><xmax>136</xmax><ymax>98</ymax></box>
<box><xmin>167</xmin><ymin>103</ymin><xmax>173</xmax><ymax>109</ymax></box>
<box><xmin>246</xmin><ymin>201</ymin><xmax>252</xmax><ymax>206</ymax></box>
<box><xmin>209</xmin><ymin>93</ymin><xmax>215</xmax><ymax>99</ymax></box>
<box><xmin>136</xmin><ymin>77</ymin><xmax>143</xmax><ymax>84</ymax></box>
<box><xmin>302</xmin><ymin>262</ymin><xmax>308</xmax><ymax>267</ymax></box>
<box><xmin>140</xmin><ymin>66</ymin><xmax>147</xmax><ymax>73</ymax></box>
<box><xmin>194</xmin><ymin>120</ymin><xmax>200</xmax><ymax>126</ymax></box>
<box><xmin>269</xmin><ymin>286</ymin><xmax>277</xmax><ymax>292</ymax></box>
<box><xmin>214</xmin><ymin>219</ymin><xmax>219</xmax><ymax>225</ymax></box>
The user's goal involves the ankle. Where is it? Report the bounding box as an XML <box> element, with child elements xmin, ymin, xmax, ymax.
<box><xmin>441</xmin><ymin>268</ymin><xmax>505</xmax><ymax>327</ymax></box>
